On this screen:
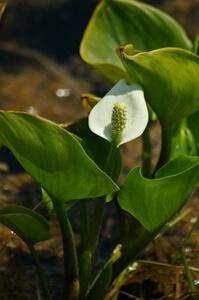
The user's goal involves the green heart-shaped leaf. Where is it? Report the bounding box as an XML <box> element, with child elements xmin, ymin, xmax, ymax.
<box><xmin>118</xmin><ymin>155</ymin><xmax>199</xmax><ymax>231</ymax></box>
<box><xmin>80</xmin><ymin>0</ymin><xmax>192</xmax><ymax>81</ymax></box>
<box><xmin>0</xmin><ymin>111</ymin><xmax>119</xmax><ymax>202</ymax></box>
<box><xmin>0</xmin><ymin>205</ymin><xmax>50</xmax><ymax>245</ymax></box>
<box><xmin>119</xmin><ymin>46</ymin><xmax>199</xmax><ymax>134</ymax></box>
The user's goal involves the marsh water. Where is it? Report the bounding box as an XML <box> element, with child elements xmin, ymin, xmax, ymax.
<box><xmin>0</xmin><ymin>0</ymin><xmax>199</xmax><ymax>299</ymax></box>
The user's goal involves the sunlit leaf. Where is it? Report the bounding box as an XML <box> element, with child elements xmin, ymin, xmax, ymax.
<box><xmin>80</xmin><ymin>0</ymin><xmax>192</xmax><ymax>81</ymax></box>
<box><xmin>0</xmin><ymin>205</ymin><xmax>50</xmax><ymax>245</ymax></box>
<box><xmin>119</xmin><ymin>45</ymin><xmax>199</xmax><ymax>135</ymax></box>
<box><xmin>118</xmin><ymin>155</ymin><xmax>199</xmax><ymax>231</ymax></box>
<box><xmin>0</xmin><ymin>111</ymin><xmax>119</xmax><ymax>202</ymax></box>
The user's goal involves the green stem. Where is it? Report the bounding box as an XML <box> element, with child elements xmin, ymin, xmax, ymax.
<box><xmin>113</xmin><ymin>219</ymin><xmax>159</xmax><ymax>278</ymax></box>
<box><xmin>29</xmin><ymin>245</ymin><xmax>52</xmax><ymax>300</ymax></box>
<box><xmin>79</xmin><ymin>200</ymin><xmax>91</xmax><ymax>299</ymax></box>
<box><xmin>88</xmin><ymin>142</ymin><xmax>118</xmax><ymax>253</ymax></box>
<box><xmin>116</xmin><ymin>201</ymin><xmax>131</xmax><ymax>243</ymax></box>
<box><xmin>79</xmin><ymin>142</ymin><xmax>118</xmax><ymax>299</ymax></box>
<box><xmin>104</xmin><ymin>142</ymin><xmax>118</xmax><ymax>178</ymax></box>
<box><xmin>142</xmin><ymin>125</ymin><xmax>151</xmax><ymax>178</ymax></box>
<box><xmin>80</xmin><ymin>200</ymin><xmax>89</xmax><ymax>251</ymax></box>
<box><xmin>79</xmin><ymin>196</ymin><xmax>106</xmax><ymax>299</ymax></box>
<box><xmin>115</xmin><ymin>126</ymin><xmax>152</xmax><ymax>269</ymax></box>
<box><xmin>155</xmin><ymin>123</ymin><xmax>172</xmax><ymax>173</ymax></box>
<box><xmin>86</xmin><ymin>197</ymin><xmax>106</xmax><ymax>254</ymax></box>
<box><xmin>171</xmin><ymin>217</ymin><xmax>199</xmax><ymax>264</ymax></box>
<box><xmin>180</xmin><ymin>247</ymin><xmax>196</xmax><ymax>295</ymax></box>
<box><xmin>53</xmin><ymin>199</ymin><xmax>79</xmax><ymax>300</ymax></box>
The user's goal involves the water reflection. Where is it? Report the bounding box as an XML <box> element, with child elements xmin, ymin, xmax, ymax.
<box><xmin>56</xmin><ymin>88</ymin><xmax>70</xmax><ymax>98</ymax></box>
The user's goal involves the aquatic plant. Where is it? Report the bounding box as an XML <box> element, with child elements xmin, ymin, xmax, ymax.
<box><xmin>0</xmin><ymin>1</ymin><xmax>199</xmax><ymax>299</ymax></box>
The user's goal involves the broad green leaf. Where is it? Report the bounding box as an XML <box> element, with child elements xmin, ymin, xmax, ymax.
<box><xmin>67</xmin><ymin>118</ymin><xmax>122</xmax><ymax>182</ymax></box>
<box><xmin>118</xmin><ymin>155</ymin><xmax>199</xmax><ymax>231</ymax></box>
<box><xmin>80</xmin><ymin>0</ymin><xmax>192</xmax><ymax>81</ymax></box>
<box><xmin>0</xmin><ymin>205</ymin><xmax>50</xmax><ymax>245</ymax></box>
<box><xmin>119</xmin><ymin>45</ymin><xmax>199</xmax><ymax>134</ymax></box>
<box><xmin>0</xmin><ymin>111</ymin><xmax>119</xmax><ymax>202</ymax></box>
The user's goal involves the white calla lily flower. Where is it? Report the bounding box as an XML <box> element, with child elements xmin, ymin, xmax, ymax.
<box><xmin>88</xmin><ymin>79</ymin><xmax>148</xmax><ymax>146</ymax></box>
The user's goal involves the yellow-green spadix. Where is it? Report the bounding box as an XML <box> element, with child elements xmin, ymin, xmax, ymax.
<box><xmin>88</xmin><ymin>80</ymin><xmax>148</xmax><ymax>146</ymax></box>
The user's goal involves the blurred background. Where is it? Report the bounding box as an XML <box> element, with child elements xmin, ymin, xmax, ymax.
<box><xmin>0</xmin><ymin>0</ymin><xmax>198</xmax><ymax>123</ymax></box>
<box><xmin>0</xmin><ymin>1</ymin><xmax>198</xmax><ymax>299</ymax></box>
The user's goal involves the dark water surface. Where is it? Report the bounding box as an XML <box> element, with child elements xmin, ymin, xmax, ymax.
<box><xmin>1</xmin><ymin>0</ymin><xmax>98</xmax><ymax>61</ymax></box>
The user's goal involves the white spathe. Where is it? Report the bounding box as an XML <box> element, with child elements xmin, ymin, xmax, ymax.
<box><xmin>88</xmin><ymin>79</ymin><xmax>149</xmax><ymax>146</ymax></box>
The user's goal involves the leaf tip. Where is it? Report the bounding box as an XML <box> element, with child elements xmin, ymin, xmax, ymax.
<box><xmin>118</xmin><ymin>44</ymin><xmax>135</xmax><ymax>60</ymax></box>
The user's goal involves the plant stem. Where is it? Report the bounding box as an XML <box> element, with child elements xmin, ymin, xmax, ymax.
<box><xmin>87</xmin><ymin>142</ymin><xmax>118</xmax><ymax>253</ymax></box>
<box><xmin>79</xmin><ymin>196</ymin><xmax>106</xmax><ymax>299</ymax></box>
<box><xmin>29</xmin><ymin>245</ymin><xmax>52</xmax><ymax>300</ymax></box>
<box><xmin>113</xmin><ymin>220</ymin><xmax>159</xmax><ymax>278</ymax></box>
<box><xmin>180</xmin><ymin>247</ymin><xmax>196</xmax><ymax>295</ymax></box>
<box><xmin>171</xmin><ymin>217</ymin><xmax>199</xmax><ymax>264</ymax></box>
<box><xmin>79</xmin><ymin>142</ymin><xmax>119</xmax><ymax>299</ymax></box>
<box><xmin>155</xmin><ymin>123</ymin><xmax>171</xmax><ymax>172</ymax></box>
<box><xmin>142</xmin><ymin>125</ymin><xmax>151</xmax><ymax>178</ymax></box>
<box><xmin>115</xmin><ymin>126</ymin><xmax>152</xmax><ymax>272</ymax></box>
<box><xmin>104</xmin><ymin>142</ymin><xmax>118</xmax><ymax>178</ymax></box>
<box><xmin>80</xmin><ymin>200</ymin><xmax>89</xmax><ymax>251</ymax></box>
<box><xmin>86</xmin><ymin>197</ymin><xmax>106</xmax><ymax>255</ymax></box>
<box><xmin>53</xmin><ymin>199</ymin><xmax>79</xmax><ymax>300</ymax></box>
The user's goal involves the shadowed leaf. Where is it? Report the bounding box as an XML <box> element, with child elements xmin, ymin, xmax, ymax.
<box><xmin>67</xmin><ymin>117</ymin><xmax>122</xmax><ymax>182</ymax></box>
<box><xmin>119</xmin><ymin>46</ymin><xmax>199</xmax><ymax>135</ymax></box>
<box><xmin>0</xmin><ymin>205</ymin><xmax>50</xmax><ymax>245</ymax></box>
